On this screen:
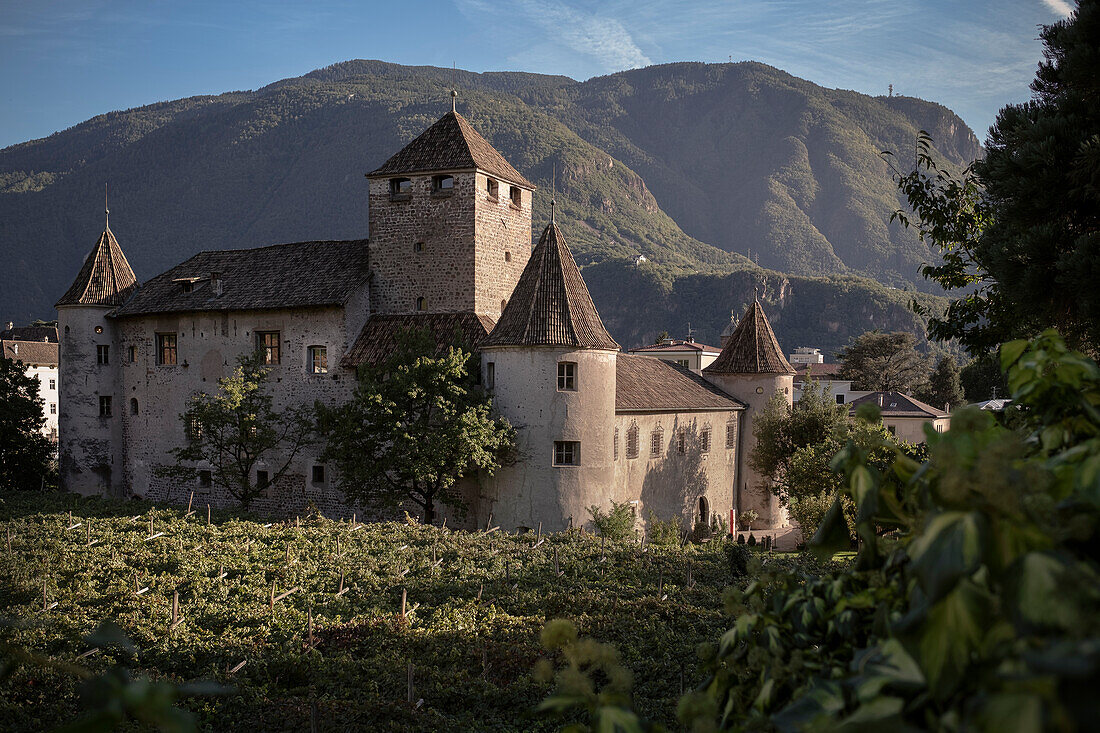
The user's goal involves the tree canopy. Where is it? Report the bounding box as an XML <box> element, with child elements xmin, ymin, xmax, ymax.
<box><xmin>836</xmin><ymin>331</ymin><xmax>929</xmax><ymax>393</ymax></box>
<box><xmin>0</xmin><ymin>354</ymin><xmax>53</xmax><ymax>491</ymax></box>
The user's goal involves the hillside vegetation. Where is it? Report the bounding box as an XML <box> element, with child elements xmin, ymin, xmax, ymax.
<box><xmin>0</xmin><ymin>60</ymin><xmax>977</xmax><ymax>353</ymax></box>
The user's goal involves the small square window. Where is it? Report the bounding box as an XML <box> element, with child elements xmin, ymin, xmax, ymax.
<box><xmin>49</xmin><ymin>403</ymin><xmax>57</xmax><ymax>415</ymax></box>
<box><xmin>157</xmin><ymin>334</ymin><xmax>177</xmax><ymax>366</ymax></box>
<box><xmin>96</xmin><ymin>345</ymin><xmax>109</xmax><ymax>365</ymax></box>
<box><xmin>256</xmin><ymin>331</ymin><xmax>280</xmax><ymax>365</ymax></box>
<box><xmin>557</xmin><ymin>362</ymin><xmax>576</xmax><ymax>391</ymax></box>
<box><xmin>257</xmin><ymin>470</ymin><xmax>270</xmax><ymax>490</ymax></box>
<box><xmin>509</xmin><ymin>186</ymin><xmax>522</xmax><ymax>207</ymax></box>
<box><xmin>836</xmin><ymin>394</ymin><xmax>845</xmax><ymax>404</ymax></box>
<box><xmin>308</xmin><ymin>346</ymin><xmax>328</xmax><ymax>374</ymax></box>
<box><xmin>486</xmin><ymin>177</ymin><xmax>499</xmax><ymax>199</ymax></box>
<box><xmin>553</xmin><ymin>441</ymin><xmax>579</xmax><ymax>466</ymax></box>
<box><xmin>311</xmin><ymin>465</ymin><xmax>326</xmax><ymax>484</ymax></box>
<box><xmin>198</xmin><ymin>470</ymin><xmax>212</xmax><ymax>488</ymax></box>
<box><xmin>432</xmin><ymin>174</ymin><xmax>454</xmax><ymax>193</ymax></box>
<box><xmin>887</xmin><ymin>425</ymin><xmax>897</xmax><ymax>435</ymax></box>
<box><xmin>389</xmin><ymin>177</ymin><xmax>412</xmax><ymax>197</ymax></box>
<box><xmin>98</xmin><ymin>395</ymin><xmax>112</xmax><ymax>417</ymax></box>
<box><xmin>49</xmin><ymin>378</ymin><xmax>56</xmax><ymax>390</ymax></box>
<box><xmin>414</xmin><ymin>241</ymin><xmax>424</xmax><ymax>253</ymax></box>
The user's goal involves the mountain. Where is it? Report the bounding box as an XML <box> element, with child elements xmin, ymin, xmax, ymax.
<box><xmin>0</xmin><ymin>60</ymin><xmax>980</xmax><ymax>355</ymax></box>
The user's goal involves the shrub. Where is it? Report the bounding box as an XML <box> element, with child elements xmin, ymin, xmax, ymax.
<box><xmin>726</xmin><ymin>543</ymin><xmax>752</xmax><ymax>579</ymax></box>
<box><xmin>737</xmin><ymin>509</ymin><xmax>759</xmax><ymax>529</ymax></box>
<box><xmin>646</xmin><ymin>511</ymin><xmax>681</xmax><ymax>547</ymax></box>
<box><xmin>747</xmin><ymin>533</ymin><xmax>756</xmax><ymax>547</ymax></box>
<box><xmin>736</xmin><ymin>533</ymin><xmax>746</xmax><ymax>545</ymax></box>
<box><xmin>788</xmin><ymin>491</ymin><xmax>855</xmax><ymax>540</ymax></box>
<box><xmin>587</xmin><ymin>500</ymin><xmax>637</xmax><ymax>541</ymax></box>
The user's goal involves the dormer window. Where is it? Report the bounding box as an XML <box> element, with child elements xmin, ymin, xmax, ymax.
<box><xmin>389</xmin><ymin>177</ymin><xmax>412</xmax><ymax>198</ymax></box>
<box><xmin>486</xmin><ymin>177</ymin><xmax>499</xmax><ymax>200</ymax></box>
<box><xmin>432</xmin><ymin>175</ymin><xmax>454</xmax><ymax>194</ymax></box>
<box><xmin>509</xmin><ymin>186</ymin><xmax>522</xmax><ymax>208</ymax></box>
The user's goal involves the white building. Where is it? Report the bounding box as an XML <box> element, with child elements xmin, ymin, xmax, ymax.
<box><xmin>1</xmin><ymin>323</ymin><xmax>59</xmax><ymax>442</ymax></box>
<box><xmin>628</xmin><ymin>338</ymin><xmax>722</xmax><ymax>374</ymax></box>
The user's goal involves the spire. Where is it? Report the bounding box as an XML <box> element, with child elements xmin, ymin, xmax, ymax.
<box><xmin>704</xmin><ymin>298</ymin><xmax>795</xmax><ymax>375</ymax></box>
<box><xmin>484</xmin><ymin>219</ymin><xmax>618</xmax><ymax>350</ymax></box>
<box><xmin>451</xmin><ymin>89</ymin><xmax>457</xmax><ymax>113</ymax></box>
<box><xmin>56</xmin><ymin>213</ymin><xmax>138</xmax><ymax>308</ymax></box>
<box><xmin>551</xmin><ymin>164</ymin><xmax>556</xmax><ymax>224</ymax></box>
<box><xmin>104</xmin><ymin>182</ymin><xmax>109</xmax><ymax>230</ymax></box>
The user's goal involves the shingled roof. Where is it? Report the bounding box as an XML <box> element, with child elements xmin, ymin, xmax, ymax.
<box><xmin>0</xmin><ymin>325</ymin><xmax>58</xmax><ymax>343</ymax></box>
<box><xmin>483</xmin><ymin>219</ymin><xmax>619</xmax><ymax>351</ymax></box>
<box><xmin>848</xmin><ymin>391</ymin><xmax>949</xmax><ymax>419</ymax></box>
<box><xmin>343</xmin><ymin>312</ymin><xmax>496</xmax><ymax>368</ymax></box>
<box><xmin>111</xmin><ymin>240</ymin><xmax>368</xmax><ymax>318</ymax></box>
<box><xmin>368</xmin><ymin>111</ymin><xmax>534</xmax><ymax>189</ymax></box>
<box><xmin>704</xmin><ymin>299</ymin><xmax>795</xmax><ymax>375</ymax></box>
<box><xmin>56</xmin><ymin>227</ymin><xmax>138</xmax><ymax>308</ymax></box>
<box><xmin>1</xmin><ymin>339</ymin><xmax>59</xmax><ymax>367</ymax></box>
<box><xmin>616</xmin><ymin>354</ymin><xmax>744</xmax><ymax>412</ymax></box>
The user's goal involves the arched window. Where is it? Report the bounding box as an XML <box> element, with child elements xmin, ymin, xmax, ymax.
<box><xmin>698</xmin><ymin>496</ymin><xmax>710</xmax><ymax>526</ymax></box>
<box><xmin>130</xmin><ymin>398</ymin><xmax>139</xmax><ymax>415</ymax></box>
<box><xmin>432</xmin><ymin>174</ymin><xmax>454</xmax><ymax>193</ymax></box>
<box><xmin>626</xmin><ymin>422</ymin><xmax>639</xmax><ymax>459</ymax></box>
<box><xmin>389</xmin><ymin>177</ymin><xmax>412</xmax><ymax>197</ymax></box>
<box><xmin>416</xmin><ymin>297</ymin><xmax>425</xmax><ymax>311</ymax></box>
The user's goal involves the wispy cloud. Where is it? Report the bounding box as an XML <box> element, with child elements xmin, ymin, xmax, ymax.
<box><xmin>1040</xmin><ymin>0</ymin><xmax>1074</xmax><ymax>17</ymax></box>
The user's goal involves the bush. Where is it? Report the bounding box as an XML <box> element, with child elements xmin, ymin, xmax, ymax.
<box><xmin>788</xmin><ymin>491</ymin><xmax>856</xmax><ymax>540</ymax></box>
<box><xmin>736</xmin><ymin>533</ymin><xmax>746</xmax><ymax>545</ymax></box>
<box><xmin>737</xmin><ymin>508</ymin><xmax>759</xmax><ymax>529</ymax></box>
<box><xmin>646</xmin><ymin>511</ymin><xmax>681</xmax><ymax>546</ymax></box>
<box><xmin>747</xmin><ymin>533</ymin><xmax>756</xmax><ymax>547</ymax></box>
<box><xmin>587</xmin><ymin>500</ymin><xmax>637</xmax><ymax>542</ymax></box>
<box><xmin>726</xmin><ymin>543</ymin><xmax>752</xmax><ymax>579</ymax></box>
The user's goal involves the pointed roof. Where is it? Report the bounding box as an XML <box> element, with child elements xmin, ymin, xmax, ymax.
<box><xmin>368</xmin><ymin>111</ymin><xmax>534</xmax><ymax>188</ymax></box>
<box><xmin>484</xmin><ymin>220</ymin><xmax>619</xmax><ymax>350</ymax></box>
<box><xmin>56</xmin><ymin>227</ymin><xmax>138</xmax><ymax>308</ymax></box>
<box><xmin>704</xmin><ymin>299</ymin><xmax>795</xmax><ymax>375</ymax></box>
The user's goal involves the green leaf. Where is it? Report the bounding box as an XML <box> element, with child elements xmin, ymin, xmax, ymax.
<box><xmin>905</xmin><ymin>580</ymin><xmax>990</xmax><ymax>700</ymax></box>
<box><xmin>809</xmin><ymin>496</ymin><xmax>850</xmax><ymax>561</ymax></box>
<box><xmin>908</xmin><ymin>512</ymin><xmax>987</xmax><ymax>602</ymax></box>
<box><xmin>999</xmin><ymin>340</ymin><xmax>1029</xmax><ymax>371</ymax></box>
<box><xmin>1008</xmin><ymin>552</ymin><xmax>1081</xmax><ymax>632</ymax></box>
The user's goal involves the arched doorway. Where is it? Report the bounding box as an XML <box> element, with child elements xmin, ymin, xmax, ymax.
<box><xmin>698</xmin><ymin>495</ymin><xmax>710</xmax><ymax>528</ymax></box>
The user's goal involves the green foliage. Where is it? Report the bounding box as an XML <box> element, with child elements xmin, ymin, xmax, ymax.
<box><xmin>915</xmin><ymin>354</ymin><xmax>964</xmax><ymax>410</ymax></box>
<box><xmin>787</xmin><ymin>491</ymin><xmax>855</xmax><ymax>546</ymax></box>
<box><xmin>316</xmin><ymin>329</ymin><xmax>514</xmax><ymax>524</ymax></box>
<box><xmin>836</xmin><ymin>330</ymin><xmax>930</xmax><ymax>392</ymax></box>
<box><xmin>587</xmin><ymin>501</ymin><xmax>638</xmax><ymax>542</ymax></box>
<box><xmin>960</xmin><ymin>351</ymin><xmax>1008</xmax><ymax>403</ymax></box>
<box><xmin>646</xmin><ymin>513</ymin><xmax>682</xmax><ymax>548</ymax></box>
<box><xmin>166</xmin><ymin>353</ymin><xmax>315</xmax><ymax>509</ymax></box>
<box><xmin>0</xmin><ymin>353</ymin><xmax>54</xmax><ymax>491</ymax></box>
<box><xmin>0</xmin><ymin>492</ymin><xmax>737</xmax><ymax>731</ymax></box>
<box><xmin>737</xmin><ymin>510</ymin><xmax>759</xmax><ymax>530</ymax></box>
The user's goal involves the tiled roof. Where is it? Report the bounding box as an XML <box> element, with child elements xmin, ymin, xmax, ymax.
<box><xmin>484</xmin><ymin>219</ymin><xmax>619</xmax><ymax>351</ymax></box>
<box><xmin>616</xmin><ymin>354</ymin><xmax>744</xmax><ymax>412</ymax></box>
<box><xmin>111</xmin><ymin>240</ymin><xmax>369</xmax><ymax>318</ymax></box>
<box><xmin>1</xmin><ymin>339</ymin><xmax>59</xmax><ymax>366</ymax></box>
<box><xmin>0</xmin><ymin>326</ymin><xmax>58</xmax><ymax>343</ymax></box>
<box><xmin>368</xmin><ymin>111</ymin><xmax>535</xmax><ymax>189</ymax></box>
<box><xmin>629</xmin><ymin>339</ymin><xmax>721</xmax><ymax>354</ymax></box>
<box><xmin>343</xmin><ymin>312</ymin><xmax>496</xmax><ymax>368</ymax></box>
<box><xmin>704</xmin><ymin>299</ymin><xmax>795</xmax><ymax>375</ymax></box>
<box><xmin>793</xmin><ymin>362</ymin><xmax>844</xmax><ymax>379</ymax></box>
<box><xmin>56</xmin><ymin>228</ymin><xmax>138</xmax><ymax>308</ymax></box>
<box><xmin>848</xmin><ymin>391</ymin><xmax>949</xmax><ymax>419</ymax></box>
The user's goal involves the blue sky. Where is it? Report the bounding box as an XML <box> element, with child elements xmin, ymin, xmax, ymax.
<box><xmin>0</xmin><ymin>0</ymin><xmax>1075</xmax><ymax>150</ymax></box>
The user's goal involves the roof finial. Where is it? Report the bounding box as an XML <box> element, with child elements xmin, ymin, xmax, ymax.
<box><xmin>753</xmin><ymin>284</ymin><xmax>759</xmax><ymax>301</ymax></box>
<box><xmin>551</xmin><ymin>164</ymin><xmax>556</xmax><ymax>224</ymax></box>
<box><xmin>451</xmin><ymin>88</ymin><xmax>457</xmax><ymax>113</ymax></box>
<box><xmin>451</xmin><ymin>61</ymin><xmax>457</xmax><ymax>113</ymax></box>
<box><xmin>104</xmin><ymin>182</ymin><xmax>109</xmax><ymax>230</ymax></box>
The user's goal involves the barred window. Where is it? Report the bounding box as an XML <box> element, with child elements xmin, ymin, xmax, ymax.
<box><xmin>256</xmin><ymin>331</ymin><xmax>280</xmax><ymax>365</ymax></box>
<box><xmin>626</xmin><ymin>422</ymin><xmax>639</xmax><ymax>459</ymax></box>
<box><xmin>98</xmin><ymin>395</ymin><xmax>112</xmax><ymax>417</ymax></box>
<box><xmin>613</xmin><ymin>427</ymin><xmax>619</xmax><ymax>460</ymax></box>
<box><xmin>650</xmin><ymin>426</ymin><xmax>664</xmax><ymax>458</ymax></box>
<box><xmin>157</xmin><ymin>333</ymin><xmax>177</xmax><ymax>366</ymax></box>
<box><xmin>701</xmin><ymin>427</ymin><xmax>711</xmax><ymax>453</ymax></box>
<box><xmin>311</xmin><ymin>465</ymin><xmax>326</xmax><ymax>484</ymax></box>
<box><xmin>726</xmin><ymin>418</ymin><xmax>738</xmax><ymax>449</ymax></box>
<box><xmin>308</xmin><ymin>346</ymin><xmax>328</xmax><ymax>374</ymax></box>
<box><xmin>187</xmin><ymin>416</ymin><xmax>202</xmax><ymax>442</ymax></box>
<box><xmin>677</xmin><ymin>429</ymin><xmax>686</xmax><ymax>455</ymax></box>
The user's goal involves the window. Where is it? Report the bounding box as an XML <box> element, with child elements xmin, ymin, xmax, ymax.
<box><xmin>416</xmin><ymin>297</ymin><xmax>425</xmax><ymax>311</ymax></box>
<box><xmin>835</xmin><ymin>394</ymin><xmax>845</xmax><ymax>404</ymax></box>
<box><xmin>557</xmin><ymin>361</ymin><xmax>576</xmax><ymax>391</ymax></box>
<box><xmin>432</xmin><ymin>174</ymin><xmax>454</xmax><ymax>193</ymax></box>
<box><xmin>553</xmin><ymin>441</ymin><xmax>579</xmax><ymax>466</ymax></box>
<box><xmin>181</xmin><ymin>281</ymin><xmax>193</xmax><ymax>293</ymax></box>
<box><xmin>96</xmin><ymin>345</ymin><xmax>109</xmax><ymax>365</ymax></box>
<box><xmin>130</xmin><ymin>398</ymin><xmax>138</xmax><ymax>415</ymax></box>
<box><xmin>675</xmin><ymin>359</ymin><xmax>689</xmax><ymax>368</ymax></box>
<box><xmin>486</xmin><ymin>362</ymin><xmax>495</xmax><ymax>389</ymax></box>
<box><xmin>308</xmin><ymin>346</ymin><xmax>328</xmax><ymax>374</ymax></box>
<box><xmin>198</xmin><ymin>470</ymin><xmax>212</xmax><ymax>488</ymax></box>
<box><xmin>626</xmin><ymin>422</ymin><xmax>639</xmax><ymax>459</ymax></box>
<box><xmin>613</xmin><ymin>427</ymin><xmax>619</xmax><ymax>460</ymax></box>
<box><xmin>256</xmin><ymin>331</ymin><xmax>280</xmax><ymax>365</ymax></box>
<box><xmin>49</xmin><ymin>403</ymin><xmax>57</xmax><ymax>415</ymax></box>
<box><xmin>486</xmin><ymin>177</ymin><xmax>499</xmax><ymax>199</ymax></box>
<box><xmin>699</xmin><ymin>496</ymin><xmax>710</xmax><ymax>526</ymax></box>
<box><xmin>49</xmin><ymin>378</ymin><xmax>56</xmax><ymax>390</ymax></box>
<box><xmin>98</xmin><ymin>396</ymin><xmax>112</xmax><ymax>418</ymax></box>
<box><xmin>677</xmin><ymin>429</ymin><xmax>686</xmax><ymax>455</ymax></box>
<box><xmin>414</xmin><ymin>241</ymin><xmax>424</xmax><ymax>253</ymax></box>
<box><xmin>509</xmin><ymin>186</ymin><xmax>522</xmax><ymax>207</ymax></box>
<box><xmin>187</xmin><ymin>417</ymin><xmax>202</xmax><ymax>442</ymax></box>
<box><xmin>504</xmin><ymin>251</ymin><xmax>511</xmax><ymax>262</ymax></box>
<box><xmin>128</xmin><ymin>345</ymin><xmax>137</xmax><ymax>363</ymax></box>
<box><xmin>256</xmin><ymin>470</ymin><xmax>270</xmax><ymax>490</ymax></box>
<box><xmin>887</xmin><ymin>425</ymin><xmax>897</xmax><ymax>435</ymax></box>
<box><xmin>389</xmin><ymin>177</ymin><xmax>412</xmax><ymax>197</ymax></box>
<box><xmin>311</xmin><ymin>465</ymin><xmax>326</xmax><ymax>484</ymax></box>
<box><xmin>650</xmin><ymin>426</ymin><xmax>664</xmax><ymax>458</ymax></box>
<box><xmin>701</xmin><ymin>427</ymin><xmax>711</xmax><ymax>453</ymax></box>
<box><xmin>157</xmin><ymin>334</ymin><xmax>177</xmax><ymax>365</ymax></box>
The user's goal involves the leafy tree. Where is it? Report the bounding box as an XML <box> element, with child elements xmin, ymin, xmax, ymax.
<box><xmin>960</xmin><ymin>352</ymin><xmax>1008</xmax><ymax>403</ymax></box>
<box><xmin>915</xmin><ymin>354</ymin><xmax>964</xmax><ymax>410</ymax></box>
<box><xmin>0</xmin><ymin>353</ymin><xmax>53</xmax><ymax>491</ymax></box>
<box><xmin>167</xmin><ymin>353</ymin><xmax>315</xmax><ymax>509</ymax></box>
<box><xmin>892</xmin><ymin>1</ymin><xmax>1100</xmax><ymax>354</ymax></box>
<box><xmin>317</xmin><ymin>330</ymin><xmax>514</xmax><ymax>525</ymax></box>
<box><xmin>836</xmin><ymin>330</ymin><xmax>929</xmax><ymax>392</ymax></box>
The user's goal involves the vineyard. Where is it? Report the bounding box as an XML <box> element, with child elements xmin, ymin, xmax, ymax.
<box><xmin>0</xmin><ymin>492</ymin><xmax>770</xmax><ymax>731</ymax></box>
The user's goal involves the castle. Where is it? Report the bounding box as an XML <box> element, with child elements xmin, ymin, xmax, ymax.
<box><xmin>56</xmin><ymin>105</ymin><xmax>795</xmax><ymax>532</ymax></box>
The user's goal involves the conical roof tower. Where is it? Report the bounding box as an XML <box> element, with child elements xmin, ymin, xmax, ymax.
<box><xmin>704</xmin><ymin>298</ymin><xmax>794</xmax><ymax>374</ymax></box>
<box><xmin>56</xmin><ymin>226</ymin><xmax>137</xmax><ymax>308</ymax></box>
<box><xmin>484</xmin><ymin>218</ymin><xmax>618</xmax><ymax>350</ymax></box>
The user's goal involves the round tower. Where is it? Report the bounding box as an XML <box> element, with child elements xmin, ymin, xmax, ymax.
<box><xmin>702</xmin><ymin>297</ymin><xmax>795</xmax><ymax>530</ymax></box>
<box><xmin>480</xmin><ymin>214</ymin><xmax>619</xmax><ymax>532</ymax></box>
<box><xmin>55</xmin><ymin>214</ymin><xmax>138</xmax><ymax>497</ymax></box>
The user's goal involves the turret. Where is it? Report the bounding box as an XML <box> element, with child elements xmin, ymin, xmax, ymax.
<box><xmin>365</xmin><ymin>102</ymin><xmax>534</xmax><ymax>321</ymax></box>
<box><xmin>55</xmin><ymin>215</ymin><xmax>137</xmax><ymax>496</ymax></box>
<box><xmin>480</xmin><ymin>211</ymin><xmax>620</xmax><ymax>531</ymax></box>
<box><xmin>702</xmin><ymin>297</ymin><xmax>795</xmax><ymax>529</ymax></box>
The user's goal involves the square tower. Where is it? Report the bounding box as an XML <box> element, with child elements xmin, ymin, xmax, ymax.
<box><xmin>366</xmin><ymin>110</ymin><xmax>535</xmax><ymax>321</ymax></box>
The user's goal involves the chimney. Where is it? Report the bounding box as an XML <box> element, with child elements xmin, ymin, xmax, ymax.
<box><xmin>5</xmin><ymin>321</ymin><xmax>12</xmax><ymax>331</ymax></box>
<box><xmin>11</xmin><ymin>343</ymin><xmax>17</xmax><ymax>355</ymax></box>
<box><xmin>878</xmin><ymin>393</ymin><xmax>884</xmax><ymax>407</ymax></box>
<box><xmin>211</xmin><ymin>272</ymin><xmax>223</xmax><ymax>297</ymax></box>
